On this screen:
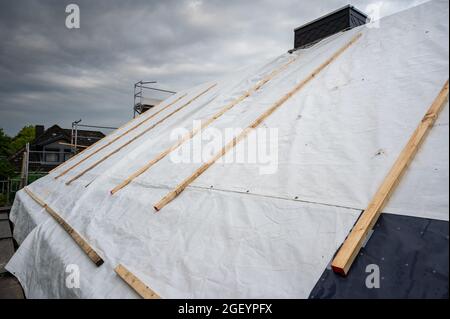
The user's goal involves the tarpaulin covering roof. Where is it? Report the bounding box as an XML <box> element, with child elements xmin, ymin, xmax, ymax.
<box><xmin>6</xmin><ymin>0</ymin><xmax>449</xmax><ymax>298</ymax></box>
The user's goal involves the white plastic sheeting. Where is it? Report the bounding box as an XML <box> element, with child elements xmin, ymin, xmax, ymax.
<box><xmin>6</xmin><ymin>0</ymin><xmax>449</xmax><ymax>298</ymax></box>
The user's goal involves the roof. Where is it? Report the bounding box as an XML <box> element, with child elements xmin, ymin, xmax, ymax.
<box><xmin>62</xmin><ymin>128</ymin><xmax>104</xmax><ymax>140</ymax></box>
<box><xmin>33</xmin><ymin>125</ymin><xmax>69</xmax><ymax>146</ymax></box>
<box><xmin>62</xmin><ymin>128</ymin><xmax>105</xmax><ymax>146</ymax></box>
<box><xmin>310</xmin><ymin>213</ymin><xmax>448</xmax><ymax>298</ymax></box>
<box><xmin>33</xmin><ymin>125</ymin><xmax>104</xmax><ymax>147</ymax></box>
<box><xmin>9</xmin><ymin>125</ymin><xmax>105</xmax><ymax>160</ymax></box>
<box><xmin>141</xmin><ymin>97</ymin><xmax>163</xmax><ymax>106</ymax></box>
<box><xmin>6</xmin><ymin>0</ymin><xmax>449</xmax><ymax>298</ymax></box>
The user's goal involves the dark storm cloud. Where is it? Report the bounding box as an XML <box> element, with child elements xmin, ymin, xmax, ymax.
<box><xmin>0</xmin><ymin>0</ymin><xmax>427</xmax><ymax>135</ymax></box>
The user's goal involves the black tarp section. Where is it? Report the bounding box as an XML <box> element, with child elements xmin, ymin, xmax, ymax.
<box><xmin>309</xmin><ymin>213</ymin><xmax>449</xmax><ymax>299</ymax></box>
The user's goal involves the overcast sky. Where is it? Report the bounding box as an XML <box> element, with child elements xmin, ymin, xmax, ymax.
<box><xmin>0</xmin><ymin>0</ymin><xmax>427</xmax><ymax>135</ymax></box>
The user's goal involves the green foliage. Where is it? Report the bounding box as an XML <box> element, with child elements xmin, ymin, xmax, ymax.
<box><xmin>0</xmin><ymin>128</ymin><xmax>11</xmax><ymax>157</ymax></box>
<box><xmin>0</xmin><ymin>193</ymin><xmax>8</xmax><ymax>206</ymax></box>
<box><xmin>0</xmin><ymin>129</ymin><xmax>14</xmax><ymax>179</ymax></box>
<box><xmin>0</xmin><ymin>126</ymin><xmax>36</xmax><ymax>180</ymax></box>
<box><xmin>9</xmin><ymin>125</ymin><xmax>35</xmax><ymax>154</ymax></box>
<box><xmin>0</xmin><ymin>125</ymin><xmax>37</xmax><ymax>205</ymax></box>
<box><xmin>0</xmin><ymin>159</ymin><xmax>14</xmax><ymax>179</ymax></box>
<box><xmin>28</xmin><ymin>172</ymin><xmax>46</xmax><ymax>183</ymax></box>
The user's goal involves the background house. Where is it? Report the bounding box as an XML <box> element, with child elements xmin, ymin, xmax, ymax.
<box><xmin>9</xmin><ymin>125</ymin><xmax>105</xmax><ymax>173</ymax></box>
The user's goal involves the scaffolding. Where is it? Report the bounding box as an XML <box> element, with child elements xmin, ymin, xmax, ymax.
<box><xmin>71</xmin><ymin>120</ymin><xmax>117</xmax><ymax>153</ymax></box>
<box><xmin>0</xmin><ymin>120</ymin><xmax>119</xmax><ymax>205</ymax></box>
<box><xmin>133</xmin><ymin>81</ymin><xmax>176</xmax><ymax>118</ymax></box>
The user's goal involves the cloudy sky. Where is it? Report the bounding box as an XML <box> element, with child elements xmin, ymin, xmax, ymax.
<box><xmin>0</xmin><ymin>0</ymin><xmax>427</xmax><ymax>135</ymax></box>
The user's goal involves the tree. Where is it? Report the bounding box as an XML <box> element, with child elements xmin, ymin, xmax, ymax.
<box><xmin>0</xmin><ymin>128</ymin><xmax>14</xmax><ymax>179</ymax></box>
<box><xmin>0</xmin><ymin>126</ymin><xmax>36</xmax><ymax>180</ymax></box>
<box><xmin>0</xmin><ymin>159</ymin><xmax>14</xmax><ymax>180</ymax></box>
<box><xmin>0</xmin><ymin>128</ymin><xmax>11</xmax><ymax>156</ymax></box>
<box><xmin>9</xmin><ymin>125</ymin><xmax>35</xmax><ymax>155</ymax></box>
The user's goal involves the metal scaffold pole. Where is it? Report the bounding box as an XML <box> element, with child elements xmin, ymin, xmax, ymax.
<box><xmin>133</xmin><ymin>81</ymin><xmax>175</xmax><ymax>118</ymax></box>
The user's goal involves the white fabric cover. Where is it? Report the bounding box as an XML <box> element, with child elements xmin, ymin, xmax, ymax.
<box><xmin>6</xmin><ymin>0</ymin><xmax>449</xmax><ymax>298</ymax></box>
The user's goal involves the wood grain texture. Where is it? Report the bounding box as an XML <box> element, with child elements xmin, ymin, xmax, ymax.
<box><xmin>115</xmin><ymin>264</ymin><xmax>160</xmax><ymax>299</ymax></box>
<box><xmin>154</xmin><ymin>32</ymin><xmax>363</xmax><ymax>211</ymax></box>
<box><xmin>53</xmin><ymin>93</ymin><xmax>187</xmax><ymax>178</ymax></box>
<box><xmin>331</xmin><ymin>80</ymin><xmax>449</xmax><ymax>276</ymax></box>
<box><xmin>110</xmin><ymin>55</ymin><xmax>301</xmax><ymax>195</ymax></box>
<box><xmin>24</xmin><ymin>187</ymin><xmax>104</xmax><ymax>266</ymax></box>
<box><xmin>65</xmin><ymin>84</ymin><xmax>217</xmax><ymax>185</ymax></box>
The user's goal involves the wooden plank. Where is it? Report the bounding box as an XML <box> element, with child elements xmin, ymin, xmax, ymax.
<box><xmin>48</xmin><ymin>133</ymin><xmax>104</xmax><ymax>174</ymax></box>
<box><xmin>331</xmin><ymin>80</ymin><xmax>449</xmax><ymax>276</ymax></box>
<box><xmin>50</xmin><ymin>94</ymin><xmax>185</xmax><ymax>175</ymax></box>
<box><xmin>110</xmin><ymin>55</ymin><xmax>301</xmax><ymax>195</ymax></box>
<box><xmin>54</xmin><ymin>93</ymin><xmax>187</xmax><ymax>178</ymax></box>
<box><xmin>20</xmin><ymin>151</ymin><xmax>27</xmax><ymax>188</ymax></box>
<box><xmin>65</xmin><ymin>84</ymin><xmax>217</xmax><ymax>185</ymax></box>
<box><xmin>47</xmin><ymin>103</ymin><xmax>157</xmax><ymax>175</ymax></box>
<box><xmin>154</xmin><ymin>32</ymin><xmax>363</xmax><ymax>211</ymax></box>
<box><xmin>114</xmin><ymin>264</ymin><xmax>160</xmax><ymax>299</ymax></box>
<box><xmin>23</xmin><ymin>187</ymin><xmax>104</xmax><ymax>266</ymax></box>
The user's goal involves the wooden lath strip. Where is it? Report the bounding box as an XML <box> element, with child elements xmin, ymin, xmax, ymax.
<box><xmin>114</xmin><ymin>264</ymin><xmax>160</xmax><ymax>299</ymax></box>
<box><xmin>49</xmin><ymin>132</ymin><xmax>106</xmax><ymax>174</ymax></box>
<box><xmin>65</xmin><ymin>84</ymin><xmax>217</xmax><ymax>185</ymax></box>
<box><xmin>110</xmin><ymin>55</ymin><xmax>301</xmax><ymax>195</ymax></box>
<box><xmin>331</xmin><ymin>80</ymin><xmax>449</xmax><ymax>276</ymax></box>
<box><xmin>54</xmin><ymin>93</ymin><xmax>187</xmax><ymax>179</ymax></box>
<box><xmin>153</xmin><ymin>32</ymin><xmax>363</xmax><ymax>211</ymax></box>
<box><xmin>50</xmin><ymin>96</ymin><xmax>182</xmax><ymax>175</ymax></box>
<box><xmin>23</xmin><ymin>187</ymin><xmax>104</xmax><ymax>266</ymax></box>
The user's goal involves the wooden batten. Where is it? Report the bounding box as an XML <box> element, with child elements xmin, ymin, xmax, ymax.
<box><xmin>54</xmin><ymin>93</ymin><xmax>187</xmax><ymax>179</ymax></box>
<box><xmin>110</xmin><ymin>55</ymin><xmax>301</xmax><ymax>195</ymax></box>
<box><xmin>331</xmin><ymin>80</ymin><xmax>449</xmax><ymax>276</ymax></box>
<box><xmin>64</xmin><ymin>84</ymin><xmax>217</xmax><ymax>185</ymax></box>
<box><xmin>115</xmin><ymin>264</ymin><xmax>160</xmax><ymax>299</ymax></box>
<box><xmin>23</xmin><ymin>187</ymin><xmax>104</xmax><ymax>266</ymax></box>
<box><xmin>153</xmin><ymin>32</ymin><xmax>363</xmax><ymax>211</ymax></box>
